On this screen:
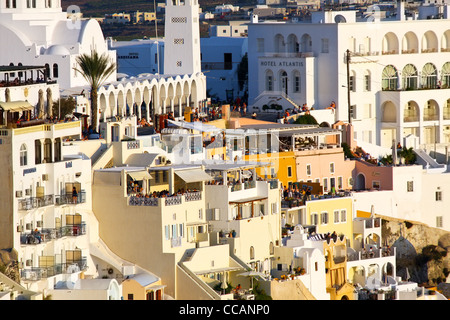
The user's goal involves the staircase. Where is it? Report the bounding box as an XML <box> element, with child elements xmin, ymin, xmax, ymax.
<box><xmin>251</xmin><ymin>91</ymin><xmax>300</xmax><ymax>112</ymax></box>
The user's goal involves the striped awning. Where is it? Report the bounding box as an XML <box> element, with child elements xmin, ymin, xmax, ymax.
<box><xmin>0</xmin><ymin>101</ymin><xmax>33</xmax><ymax>112</ymax></box>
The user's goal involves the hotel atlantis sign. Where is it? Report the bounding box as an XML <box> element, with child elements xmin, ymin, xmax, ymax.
<box><xmin>260</xmin><ymin>60</ymin><xmax>304</xmax><ymax>67</ymax></box>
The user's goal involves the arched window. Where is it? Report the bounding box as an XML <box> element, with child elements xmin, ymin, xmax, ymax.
<box><xmin>421</xmin><ymin>63</ymin><xmax>437</xmax><ymax>89</ymax></box>
<box><xmin>44</xmin><ymin>63</ymin><xmax>50</xmax><ymax>79</ymax></box>
<box><xmin>265</xmin><ymin>70</ymin><xmax>274</xmax><ymax>91</ymax></box>
<box><xmin>382</xmin><ymin>65</ymin><xmax>398</xmax><ymax>91</ymax></box>
<box><xmin>280</xmin><ymin>70</ymin><xmax>288</xmax><ymax>95</ymax></box>
<box><xmin>53</xmin><ymin>63</ymin><xmax>58</xmax><ymax>78</ymax></box>
<box><xmin>269</xmin><ymin>242</ymin><xmax>274</xmax><ymax>255</ymax></box>
<box><xmin>293</xmin><ymin>70</ymin><xmax>301</xmax><ymax>93</ymax></box>
<box><xmin>441</xmin><ymin>62</ymin><xmax>450</xmax><ymax>88</ymax></box>
<box><xmin>402</xmin><ymin>64</ymin><xmax>418</xmax><ymax>90</ymax></box>
<box><xmin>20</xmin><ymin>144</ymin><xmax>27</xmax><ymax>166</ymax></box>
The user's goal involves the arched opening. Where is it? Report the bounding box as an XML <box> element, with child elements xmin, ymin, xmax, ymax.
<box><xmin>402</xmin><ymin>31</ymin><xmax>419</xmax><ymax>54</ymax></box>
<box><xmin>274</xmin><ymin>34</ymin><xmax>285</xmax><ymax>53</ymax></box>
<box><xmin>382</xmin><ymin>101</ymin><xmax>396</xmax><ymax>123</ymax></box>
<box><xmin>402</xmin><ymin>64</ymin><xmax>418</xmax><ymax>90</ymax></box>
<box><xmin>422</xmin><ymin>30</ymin><xmax>438</xmax><ymax>53</ymax></box>
<box><xmin>441</xmin><ymin>30</ymin><xmax>450</xmax><ymax>51</ymax></box>
<box><xmin>444</xmin><ymin>99</ymin><xmax>450</xmax><ymax>120</ymax></box>
<box><xmin>382</xmin><ymin>65</ymin><xmax>398</xmax><ymax>91</ymax></box>
<box><xmin>421</xmin><ymin>63</ymin><xmax>437</xmax><ymax>89</ymax></box>
<box><xmin>355</xmin><ymin>173</ymin><xmax>366</xmax><ymax>190</ymax></box>
<box><xmin>404</xmin><ymin>101</ymin><xmax>419</xmax><ymax>122</ymax></box>
<box><xmin>300</xmin><ymin>34</ymin><xmax>312</xmax><ymax>52</ymax></box>
<box><xmin>382</xmin><ymin>32</ymin><xmax>399</xmax><ymax>54</ymax></box>
<box><xmin>441</xmin><ymin>62</ymin><xmax>450</xmax><ymax>88</ymax></box>
<box><xmin>280</xmin><ymin>70</ymin><xmax>288</xmax><ymax>95</ymax></box>
<box><xmin>423</xmin><ymin>99</ymin><xmax>439</xmax><ymax>121</ymax></box>
<box><xmin>265</xmin><ymin>70</ymin><xmax>274</xmax><ymax>91</ymax></box>
<box><xmin>287</xmin><ymin>34</ymin><xmax>299</xmax><ymax>53</ymax></box>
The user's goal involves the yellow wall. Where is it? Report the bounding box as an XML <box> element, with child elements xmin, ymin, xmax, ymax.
<box><xmin>245</xmin><ymin>151</ymin><xmax>296</xmax><ymax>187</ymax></box>
<box><xmin>305</xmin><ymin>197</ymin><xmax>354</xmax><ymax>248</ymax></box>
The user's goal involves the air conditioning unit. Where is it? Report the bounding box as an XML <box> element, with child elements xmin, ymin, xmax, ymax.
<box><xmin>42</xmin><ymin>174</ymin><xmax>49</xmax><ymax>181</ymax></box>
<box><xmin>15</xmin><ymin>191</ymin><xmax>23</xmax><ymax>198</ymax></box>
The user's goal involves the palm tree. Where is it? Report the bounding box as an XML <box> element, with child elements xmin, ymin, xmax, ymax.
<box><xmin>73</xmin><ymin>51</ymin><xmax>116</xmax><ymax>132</ymax></box>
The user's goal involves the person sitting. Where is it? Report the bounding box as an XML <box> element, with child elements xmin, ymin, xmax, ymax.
<box><xmin>34</xmin><ymin>228</ymin><xmax>42</xmax><ymax>244</ymax></box>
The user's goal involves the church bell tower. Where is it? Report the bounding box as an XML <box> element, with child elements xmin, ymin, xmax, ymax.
<box><xmin>163</xmin><ymin>0</ymin><xmax>201</xmax><ymax>75</ymax></box>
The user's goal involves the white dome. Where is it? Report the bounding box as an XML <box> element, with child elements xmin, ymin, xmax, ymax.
<box><xmin>45</xmin><ymin>45</ymin><xmax>70</xmax><ymax>56</ymax></box>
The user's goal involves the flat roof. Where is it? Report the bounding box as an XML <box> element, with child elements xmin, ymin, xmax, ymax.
<box><xmin>0</xmin><ymin>66</ymin><xmax>46</xmax><ymax>72</ymax></box>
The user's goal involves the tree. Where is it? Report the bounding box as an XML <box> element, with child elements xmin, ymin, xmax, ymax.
<box><xmin>73</xmin><ymin>51</ymin><xmax>116</xmax><ymax>132</ymax></box>
<box><xmin>52</xmin><ymin>97</ymin><xmax>76</xmax><ymax>120</ymax></box>
<box><xmin>399</xmin><ymin>147</ymin><xmax>416</xmax><ymax>164</ymax></box>
<box><xmin>294</xmin><ymin>114</ymin><xmax>318</xmax><ymax>125</ymax></box>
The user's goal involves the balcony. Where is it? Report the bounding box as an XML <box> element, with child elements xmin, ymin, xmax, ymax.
<box><xmin>347</xmin><ymin>246</ymin><xmax>396</xmax><ymax>262</ymax></box>
<box><xmin>20</xmin><ymin>258</ymin><xmax>87</xmax><ymax>281</ymax></box>
<box><xmin>20</xmin><ymin>224</ymin><xmax>87</xmax><ymax>245</ymax></box>
<box><xmin>54</xmin><ymin>190</ymin><xmax>86</xmax><ymax>205</ymax></box>
<box><xmin>18</xmin><ymin>195</ymin><xmax>54</xmax><ymax>210</ymax></box>
<box><xmin>128</xmin><ymin>191</ymin><xmax>202</xmax><ymax>207</ymax></box>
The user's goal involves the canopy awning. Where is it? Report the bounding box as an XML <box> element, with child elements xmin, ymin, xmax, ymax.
<box><xmin>175</xmin><ymin>169</ymin><xmax>213</xmax><ymax>183</ymax></box>
<box><xmin>0</xmin><ymin>101</ymin><xmax>34</xmax><ymax>112</ymax></box>
<box><xmin>229</xmin><ymin>196</ymin><xmax>268</xmax><ymax>204</ymax></box>
<box><xmin>127</xmin><ymin>171</ymin><xmax>153</xmax><ymax>181</ymax></box>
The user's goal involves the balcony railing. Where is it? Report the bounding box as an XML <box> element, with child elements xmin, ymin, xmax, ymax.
<box><xmin>55</xmin><ymin>191</ymin><xmax>86</xmax><ymax>205</ymax></box>
<box><xmin>185</xmin><ymin>191</ymin><xmax>202</xmax><ymax>202</ymax></box>
<box><xmin>347</xmin><ymin>247</ymin><xmax>396</xmax><ymax>262</ymax></box>
<box><xmin>171</xmin><ymin>236</ymin><xmax>182</xmax><ymax>248</ymax></box>
<box><xmin>18</xmin><ymin>195</ymin><xmax>54</xmax><ymax>210</ymax></box>
<box><xmin>129</xmin><ymin>196</ymin><xmax>159</xmax><ymax>206</ymax></box>
<box><xmin>20</xmin><ymin>224</ymin><xmax>87</xmax><ymax>244</ymax></box>
<box><xmin>244</xmin><ymin>181</ymin><xmax>256</xmax><ymax>190</ymax></box>
<box><xmin>20</xmin><ymin>258</ymin><xmax>87</xmax><ymax>281</ymax></box>
<box><xmin>165</xmin><ymin>195</ymin><xmax>182</xmax><ymax>206</ymax></box>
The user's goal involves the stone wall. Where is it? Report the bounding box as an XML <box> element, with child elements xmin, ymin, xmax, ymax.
<box><xmin>380</xmin><ymin>215</ymin><xmax>450</xmax><ymax>287</ymax></box>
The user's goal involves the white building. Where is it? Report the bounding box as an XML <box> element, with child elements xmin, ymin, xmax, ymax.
<box><xmin>0</xmin><ymin>0</ymin><xmax>117</xmax><ymax>90</ymax></box>
<box><xmin>247</xmin><ymin>4</ymin><xmax>450</xmax><ymax>149</ymax></box>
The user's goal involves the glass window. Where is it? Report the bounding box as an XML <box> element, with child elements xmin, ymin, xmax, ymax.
<box><xmin>20</xmin><ymin>144</ymin><xmax>27</xmax><ymax>166</ymax></box>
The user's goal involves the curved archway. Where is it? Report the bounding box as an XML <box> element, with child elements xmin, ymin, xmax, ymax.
<box><xmin>382</xmin><ymin>32</ymin><xmax>399</xmax><ymax>54</ymax></box>
<box><xmin>441</xmin><ymin>30</ymin><xmax>450</xmax><ymax>51</ymax></box>
<box><xmin>99</xmin><ymin>93</ymin><xmax>107</xmax><ymax>122</ymax></box>
<box><xmin>424</xmin><ymin>99</ymin><xmax>439</xmax><ymax>121</ymax></box>
<box><xmin>441</xmin><ymin>62</ymin><xmax>450</xmax><ymax>88</ymax></box>
<box><xmin>279</xmin><ymin>70</ymin><xmax>288</xmax><ymax>95</ymax></box>
<box><xmin>404</xmin><ymin>101</ymin><xmax>419</xmax><ymax>122</ymax></box>
<box><xmin>274</xmin><ymin>34</ymin><xmax>285</xmax><ymax>53</ymax></box>
<box><xmin>355</xmin><ymin>173</ymin><xmax>366</xmax><ymax>190</ymax></box>
<box><xmin>402</xmin><ymin>64</ymin><xmax>418</xmax><ymax>90</ymax></box>
<box><xmin>382</xmin><ymin>101</ymin><xmax>396</xmax><ymax>123</ymax></box>
<box><xmin>108</xmin><ymin>92</ymin><xmax>115</xmax><ymax>118</ymax></box>
<box><xmin>402</xmin><ymin>31</ymin><xmax>419</xmax><ymax>53</ymax></box>
<box><xmin>287</xmin><ymin>34</ymin><xmax>299</xmax><ymax>53</ymax></box>
<box><xmin>421</xmin><ymin>63</ymin><xmax>438</xmax><ymax>88</ymax></box>
<box><xmin>265</xmin><ymin>70</ymin><xmax>274</xmax><ymax>91</ymax></box>
<box><xmin>422</xmin><ymin>30</ymin><xmax>438</xmax><ymax>52</ymax></box>
<box><xmin>382</xmin><ymin>65</ymin><xmax>398</xmax><ymax>90</ymax></box>
<box><xmin>300</xmin><ymin>34</ymin><xmax>312</xmax><ymax>52</ymax></box>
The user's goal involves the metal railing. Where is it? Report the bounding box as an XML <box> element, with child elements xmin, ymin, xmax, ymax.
<box><xmin>20</xmin><ymin>258</ymin><xmax>87</xmax><ymax>281</ymax></box>
<box><xmin>54</xmin><ymin>191</ymin><xmax>86</xmax><ymax>205</ymax></box>
<box><xmin>20</xmin><ymin>223</ymin><xmax>87</xmax><ymax>245</ymax></box>
<box><xmin>18</xmin><ymin>195</ymin><xmax>54</xmax><ymax>210</ymax></box>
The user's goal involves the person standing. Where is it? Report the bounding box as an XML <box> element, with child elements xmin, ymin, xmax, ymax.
<box><xmin>72</xmin><ymin>186</ymin><xmax>78</xmax><ymax>204</ymax></box>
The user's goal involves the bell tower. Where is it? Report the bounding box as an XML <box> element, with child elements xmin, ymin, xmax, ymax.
<box><xmin>163</xmin><ymin>0</ymin><xmax>201</xmax><ymax>75</ymax></box>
